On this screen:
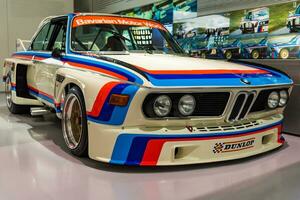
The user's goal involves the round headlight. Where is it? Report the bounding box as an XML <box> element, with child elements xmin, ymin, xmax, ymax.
<box><xmin>279</xmin><ymin>90</ymin><xmax>288</xmax><ymax>107</ymax></box>
<box><xmin>178</xmin><ymin>95</ymin><xmax>196</xmax><ymax>116</ymax></box>
<box><xmin>153</xmin><ymin>95</ymin><xmax>172</xmax><ymax>117</ymax></box>
<box><xmin>267</xmin><ymin>91</ymin><xmax>279</xmax><ymax>109</ymax></box>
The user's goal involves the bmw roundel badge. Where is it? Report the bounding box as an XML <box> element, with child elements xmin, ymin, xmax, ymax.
<box><xmin>240</xmin><ymin>78</ymin><xmax>251</xmax><ymax>85</ymax></box>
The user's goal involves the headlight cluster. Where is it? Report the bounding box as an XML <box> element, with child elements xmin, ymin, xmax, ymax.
<box><xmin>267</xmin><ymin>90</ymin><xmax>289</xmax><ymax>109</ymax></box>
<box><xmin>152</xmin><ymin>95</ymin><xmax>196</xmax><ymax>117</ymax></box>
<box><xmin>153</xmin><ymin>95</ymin><xmax>172</xmax><ymax>117</ymax></box>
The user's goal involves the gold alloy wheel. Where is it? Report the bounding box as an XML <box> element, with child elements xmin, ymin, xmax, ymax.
<box><xmin>279</xmin><ymin>49</ymin><xmax>289</xmax><ymax>59</ymax></box>
<box><xmin>62</xmin><ymin>93</ymin><xmax>83</xmax><ymax>150</ymax></box>
<box><xmin>251</xmin><ymin>50</ymin><xmax>260</xmax><ymax>59</ymax></box>
<box><xmin>225</xmin><ymin>51</ymin><xmax>232</xmax><ymax>60</ymax></box>
<box><xmin>5</xmin><ymin>77</ymin><xmax>12</xmax><ymax>109</ymax></box>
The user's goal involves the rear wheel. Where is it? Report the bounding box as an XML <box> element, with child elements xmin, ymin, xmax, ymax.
<box><xmin>225</xmin><ymin>50</ymin><xmax>232</xmax><ymax>60</ymax></box>
<box><xmin>251</xmin><ymin>50</ymin><xmax>260</xmax><ymax>59</ymax></box>
<box><xmin>5</xmin><ymin>76</ymin><xmax>29</xmax><ymax>114</ymax></box>
<box><xmin>62</xmin><ymin>86</ymin><xmax>88</xmax><ymax>156</ymax></box>
<box><xmin>279</xmin><ymin>49</ymin><xmax>289</xmax><ymax>59</ymax></box>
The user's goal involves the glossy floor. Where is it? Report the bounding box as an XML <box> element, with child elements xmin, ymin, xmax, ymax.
<box><xmin>1</xmin><ymin>93</ymin><xmax>300</xmax><ymax>200</ymax></box>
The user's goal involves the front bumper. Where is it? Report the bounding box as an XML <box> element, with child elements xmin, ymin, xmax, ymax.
<box><xmin>87</xmin><ymin>115</ymin><xmax>285</xmax><ymax>166</ymax></box>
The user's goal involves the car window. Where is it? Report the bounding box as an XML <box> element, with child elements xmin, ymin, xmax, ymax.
<box><xmin>31</xmin><ymin>22</ymin><xmax>55</xmax><ymax>51</ymax></box>
<box><xmin>51</xmin><ymin>24</ymin><xmax>67</xmax><ymax>51</ymax></box>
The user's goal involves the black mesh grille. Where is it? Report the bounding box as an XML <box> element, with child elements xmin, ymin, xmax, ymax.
<box><xmin>143</xmin><ymin>92</ymin><xmax>230</xmax><ymax>118</ymax></box>
<box><xmin>238</xmin><ymin>93</ymin><xmax>254</xmax><ymax>119</ymax></box>
<box><xmin>228</xmin><ymin>94</ymin><xmax>246</xmax><ymax>121</ymax></box>
<box><xmin>250</xmin><ymin>90</ymin><xmax>271</xmax><ymax>113</ymax></box>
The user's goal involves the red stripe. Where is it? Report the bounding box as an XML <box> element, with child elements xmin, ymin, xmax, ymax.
<box><xmin>12</xmin><ymin>55</ymin><xmax>128</xmax><ymax>81</ymax></box>
<box><xmin>65</xmin><ymin>61</ymin><xmax>128</xmax><ymax>81</ymax></box>
<box><xmin>134</xmin><ymin>65</ymin><xmax>268</xmax><ymax>75</ymax></box>
<box><xmin>11</xmin><ymin>83</ymin><xmax>16</xmax><ymax>87</ymax></box>
<box><xmin>13</xmin><ymin>55</ymin><xmax>33</xmax><ymax>60</ymax></box>
<box><xmin>86</xmin><ymin>82</ymin><xmax>119</xmax><ymax>117</ymax></box>
<box><xmin>27</xmin><ymin>85</ymin><xmax>54</xmax><ymax>99</ymax></box>
<box><xmin>140</xmin><ymin>125</ymin><xmax>281</xmax><ymax>166</ymax></box>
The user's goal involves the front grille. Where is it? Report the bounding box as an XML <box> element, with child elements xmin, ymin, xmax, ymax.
<box><xmin>194</xmin><ymin>93</ymin><xmax>229</xmax><ymax>116</ymax></box>
<box><xmin>250</xmin><ymin>90</ymin><xmax>271</xmax><ymax>113</ymax></box>
<box><xmin>228</xmin><ymin>94</ymin><xmax>246</xmax><ymax>121</ymax></box>
<box><xmin>239</xmin><ymin>93</ymin><xmax>254</xmax><ymax>119</ymax></box>
<box><xmin>228</xmin><ymin>92</ymin><xmax>256</xmax><ymax>122</ymax></box>
<box><xmin>143</xmin><ymin>92</ymin><xmax>230</xmax><ymax>118</ymax></box>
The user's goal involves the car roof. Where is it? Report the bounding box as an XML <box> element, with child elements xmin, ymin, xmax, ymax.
<box><xmin>46</xmin><ymin>13</ymin><xmax>162</xmax><ymax>24</ymax></box>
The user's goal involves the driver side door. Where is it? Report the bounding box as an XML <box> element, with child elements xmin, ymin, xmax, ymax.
<box><xmin>28</xmin><ymin>17</ymin><xmax>67</xmax><ymax>106</ymax></box>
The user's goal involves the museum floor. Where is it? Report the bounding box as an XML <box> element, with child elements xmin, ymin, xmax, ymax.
<box><xmin>0</xmin><ymin>93</ymin><xmax>300</xmax><ymax>200</ymax></box>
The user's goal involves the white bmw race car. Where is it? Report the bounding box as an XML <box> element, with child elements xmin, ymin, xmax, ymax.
<box><xmin>2</xmin><ymin>13</ymin><xmax>293</xmax><ymax>166</ymax></box>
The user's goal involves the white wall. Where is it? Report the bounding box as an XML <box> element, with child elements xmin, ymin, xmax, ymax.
<box><xmin>0</xmin><ymin>0</ymin><xmax>73</xmax><ymax>91</ymax></box>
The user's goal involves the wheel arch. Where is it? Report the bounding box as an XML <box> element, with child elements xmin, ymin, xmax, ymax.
<box><xmin>54</xmin><ymin>68</ymin><xmax>123</xmax><ymax>116</ymax></box>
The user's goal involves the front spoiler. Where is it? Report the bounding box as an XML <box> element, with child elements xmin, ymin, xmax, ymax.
<box><xmin>108</xmin><ymin>121</ymin><xmax>284</xmax><ymax>166</ymax></box>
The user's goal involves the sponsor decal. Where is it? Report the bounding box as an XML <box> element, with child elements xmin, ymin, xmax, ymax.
<box><xmin>213</xmin><ymin>138</ymin><xmax>255</xmax><ymax>153</ymax></box>
<box><xmin>72</xmin><ymin>16</ymin><xmax>166</xmax><ymax>31</ymax></box>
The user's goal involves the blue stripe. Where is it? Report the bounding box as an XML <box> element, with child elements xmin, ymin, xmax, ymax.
<box><xmin>110</xmin><ymin>120</ymin><xmax>282</xmax><ymax>165</ymax></box>
<box><xmin>29</xmin><ymin>90</ymin><xmax>54</xmax><ymax>104</ymax></box>
<box><xmin>13</xmin><ymin>52</ymin><xmax>144</xmax><ymax>84</ymax></box>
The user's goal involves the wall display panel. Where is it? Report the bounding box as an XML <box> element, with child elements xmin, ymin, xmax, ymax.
<box><xmin>173</xmin><ymin>0</ymin><xmax>197</xmax><ymax>21</ymax></box>
<box><xmin>173</xmin><ymin>14</ymin><xmax>230</xmax><ymax>58</ymax></box>
<box><xmin>117</xmin><ymin>0</ymin><xmax>299</xmax><ymax>60</ymax></box>
<box><xmin>118</xmin><ymin>0</ymin><xmax>174</xmax><ymax>24</ymax></box>
<box><xmin>177</xmin><ymin>1</ymin><xmax>300</xmax><ymax>60</ymax></box>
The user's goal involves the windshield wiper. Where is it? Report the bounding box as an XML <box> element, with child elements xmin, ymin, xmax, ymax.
<box><xmin>140</xmin><ymin>46</ymin><xmax>153</xmax><ymax>54</ymax></box>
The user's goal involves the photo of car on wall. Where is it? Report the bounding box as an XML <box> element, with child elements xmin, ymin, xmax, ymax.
<box><xmin>287</xmin><ymin>4</ymin><xmax>300</xmax><ymax>32</ymax></box>
<box><xmin>220</xmin><ymin>39</ymin><xmax>243</xmax><ymax>59</ymax></box>
<box><xmin>244</xmin><ymin>38</ymin><xmax>269</xmax><ymax>59</ymax></box>
<box><xmin>270</xmin><ymin>35</ymin><xmax>300</xmax><ymax>59</ymax></box>
<box><xmin>240</xmin><ymin>7</ymin><xmax>269</xmax><ymax>34</ymax></box>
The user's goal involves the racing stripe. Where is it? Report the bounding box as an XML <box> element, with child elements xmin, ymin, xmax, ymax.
<box><xmin>87</xmin><ymin>82</ymin><xmax>120</xmax><ymax>117</ymax></box>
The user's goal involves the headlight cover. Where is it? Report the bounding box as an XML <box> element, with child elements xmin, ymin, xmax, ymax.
<box><xmin>267</xmin><ymin>91</ymin><xmax>279</xmax><ymax>109</ymax></box>
<box><xmin>153</xmin><ymin>95</ymin><xmax>172</xmax><ymax>117</ymax></box>
<box><xmin>279</xmin><ymin>90</ymin><xmax>288</xmax><ymax>107</ymax></box>
<box><xmin>178</xmin><ymin>95</ymin><xmax>196</xmax><ymax>116</ymax></box>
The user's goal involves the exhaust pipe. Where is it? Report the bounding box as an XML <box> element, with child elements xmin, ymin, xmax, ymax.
<box><xmin>30</xmin><ymin>107</ymin><xmax>50</xmax><ymax>116</ymax></box>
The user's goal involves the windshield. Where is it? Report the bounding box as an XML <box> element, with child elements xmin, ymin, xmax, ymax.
<box><xmin>71</xmin><ymin>15</ymin><xmax>184</xmax><ymax>55</ymax></box>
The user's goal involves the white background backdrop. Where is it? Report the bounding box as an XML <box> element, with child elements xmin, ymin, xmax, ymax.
<box><xmin>0</xmin><ymin>0</ymin><xmax>73</xmax><ymax>91</ymax></box>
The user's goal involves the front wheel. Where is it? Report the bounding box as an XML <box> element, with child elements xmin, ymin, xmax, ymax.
<box><xmin>279</xmin><ymin>49</ymin><xmax>289</xmax><ymax>59</ymax></box>
<box><xmin>225</xmin><ymin>50</ymin><xmax>232</xmax><ymax>60</ymax></box>
<box><xmin>5</xmin><ymin>76</ymin><xmax>29</xmax><ymax>114</ymax></box>
<box><xmin>251</xmin><ymin>50</ymin><xmax>260</xmax><ymax>59</ymax></box>
<box><xmin>62</xmin><ymin>86</ymin><xmax>88</xmax><ymax>156</ymax></box>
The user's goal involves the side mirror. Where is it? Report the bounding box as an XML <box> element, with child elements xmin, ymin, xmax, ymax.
<box><xmin>52</xmin><ymin>48</ymin><xmax>62</xmax><ymax>59</ymax></box>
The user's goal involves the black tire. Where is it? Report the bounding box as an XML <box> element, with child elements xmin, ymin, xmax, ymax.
<box><xmin>5</xmin><ymin>76</ymin><xmax>29</xmax><ymax>114</ymax></box>
<box><xmin>62</xmin><ymin>86</ymin><xmax>88</xmax><ymax>157</ymax></box>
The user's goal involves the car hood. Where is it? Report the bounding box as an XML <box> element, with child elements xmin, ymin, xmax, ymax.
<box><xmin>90</xmin><ymin>53</ymin><xmax>292</xmax><ymax>87</ymax></box>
